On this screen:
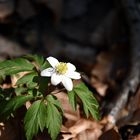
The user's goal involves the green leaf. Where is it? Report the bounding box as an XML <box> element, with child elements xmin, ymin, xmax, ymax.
<box><xmin>16</xmin><ymin>72</ymin><xmax>38</xmax><ymax>88</ymax></box>
<box><xmin>24</xmin><ymin>100</ymin><xmax>48</xmax><ymax>140</ymax></box>
<box><xmin>15</xmin><ymin>87</ymin><xmax>27</xmax><ymax>95</ymax></box>
<box><xmin>0</xmin><ymin>75</ymin><xmax>4</xmax><ymax>84</ymax></box>
<box><xmin>68</xmin><ymin>90</ymin><xmax>77</xmax><ymax>111</ymax></box>
<box><xmin>23</xmin><ymin>55</ymin><xmax>50</xmax><ymax>71</ymax></box>
<box><xmin>46</xmin><ymin>95</ymin><xmax>63</xmax><ymax>113</ymax></box>
<box><xmin>24</xmin><ymin>55</ymin><xmax>44</xmax><ymax>66</ymax></box>
<box><xmin>34</xmin><ymin>76</ymin><xmax>49</xmax><ymax>96</ymax></box>
<box><xmin>73</xmin><ymin>83</ymin><xmax>100</xmax><ymax>120</ymax></box>
<box><xmin>46</xmin><ymin>95</ymin><xmax>63</xmax><ymax>140</ymax></box>
<box><xmin>0</xmin><ymin>95</ymin><xmax>33</xmax><ymax>120</ymax></box>
<box><xmin>0</xmin><ymin>58</ymin><xmax>34</xmax><ymax>75</ymax></box>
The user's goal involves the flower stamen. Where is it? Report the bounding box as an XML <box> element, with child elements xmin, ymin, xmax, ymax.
<box><xmin>56</xmin><ymin>62</ymin><xmax>68</xmax><ymax>74</ymax></box>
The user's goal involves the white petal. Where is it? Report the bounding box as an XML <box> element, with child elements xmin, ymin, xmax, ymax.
<box><xmin>51</xmin><ymin>73</ymin><xmax>62</xmax><ymax>85</ymax></box>
<box><xmin>41</xmin><ymin>68</ymin><xmax>54</xmax><ymax>77</ymax></box>
<box><xmin>67</xmin><ymin>63</ymin><xmax>76</xmax><ymax>71</ymax></box>
<box><xmin>47</xmin><ymin>56</ymin><xmax>59</xmax><ymax>68</ymax></box>
<box><xmin>66</xmin><ymin>71</ymin><xmax>81</xmax><ymax>79</ymax></box>
<box><xmin>62</xmin><ymin>76</ymin><xmax>73</xmax><ymax>91</ymax></box>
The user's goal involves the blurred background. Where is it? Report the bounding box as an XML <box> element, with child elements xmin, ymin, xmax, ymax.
<box><xmin>0</xmin><ymin>0</ymin><xmax>129</xmax><ymax>82</ymax></box>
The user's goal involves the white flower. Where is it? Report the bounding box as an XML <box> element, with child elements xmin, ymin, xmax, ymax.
<box><xmin>41</xmin><ymin>56</ymin><xmax>81</xmax><ymax>91</ymax></box>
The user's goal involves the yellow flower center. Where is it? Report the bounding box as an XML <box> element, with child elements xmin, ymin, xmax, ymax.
<box><xmin>56</xmin><ymin>62</ymin><xmax>68</xmax><ymax>74</ymax></box>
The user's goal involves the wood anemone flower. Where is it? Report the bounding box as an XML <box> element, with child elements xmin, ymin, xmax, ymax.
<box><xmin>41</xmin><ymin>56</ymin><xmax>81</xmax><ymax>91</ymax></box>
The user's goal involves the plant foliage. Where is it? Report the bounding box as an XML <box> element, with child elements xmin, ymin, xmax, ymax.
<box><xmin>68</xmin><ymin>83</ymin><xmax>100</xmax><ymax>120</ymax></box>
<box><xmin>0</xmin><ymin>55</ymin><xmax>100</xmax><ymax>140</ymax></box>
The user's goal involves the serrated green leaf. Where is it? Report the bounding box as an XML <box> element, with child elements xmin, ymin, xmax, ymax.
<box><xmin>16</xmin><ymin>72</ymin><xmax>38</xmax><ymax>88</ymax></box>
<box><xmin>23</xmin><ymin>55</ymin><xmax>50</xmax><ymax>71</ymax></box>
<box><xmin>24</xmin><ymin>55</ymin><xmax>44</xmax><ymax>66</ymax></box>
<box><xmin>1</xmin><ymin>95</ymin><xmax>33</xmax><ymax>113</ymax></box>
<box><xmin>41</xmin><ymin>61</ymin><xmax>51</xmax><ymax>71</ymax></box>
<box><xmin>74</xmin><ymin>83</ymin><xmax>100</xmax><ymax>120</ymax></box>
<box><xmin>68</xmin><ymin>90</ymin><xmax>77</xmax><ymax>111</ymax></box>
<box><xmin>0</xmin><ymin>58</ymin><xmax>34</xmax><ymax>75</ymax></box>
<box><xmin>46</xmin><ymin>95</ymin><xmax>63</xmax><ymax>140</ymax></box>
<box><xmin>16</xmin><ymin>72</ymin><xmax>37</xmax><ymax>85</ymax></box>
<box><xmin>24</xmin><ymin>100</ymin><xmax>48</xmax><ymax>140</ymax></box>
<box><xmin>47</xmin><ymin>95</ymin><xmax>63</xmax><ymax>113</ymax></box>
<box><xmin>32</xmin><ymin>55</ymin><xmax>44</xmax><ymax>67</ymax></box>
<box><xmin>0</xmin><ymin>95</ymin><xmax>33</xmax><ymax>120</ymax></box>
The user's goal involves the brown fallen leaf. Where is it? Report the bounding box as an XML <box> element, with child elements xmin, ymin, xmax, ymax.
<box><xmin>86</xmin><ymin>128</ymin><xmax>102</xmax><ymax>140</ymax></box>
<box><xmin>99</xmin><ymin>128</ymin><xmax>121</xmax><ymax>140</ymax></box>
<box><xmin>55</xmin><ymin>91</ymin><xmax>80</xmax><ymax>128</ymax></box>
<box><xmin>128</xmin><ymin>134</ymin><xmax>140</xmax><ymax>140</ymax></box>
<box><xmin>69</xmin><ymin>119</ymin><xmax>102</xmax><ymax>135</ymax></box>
